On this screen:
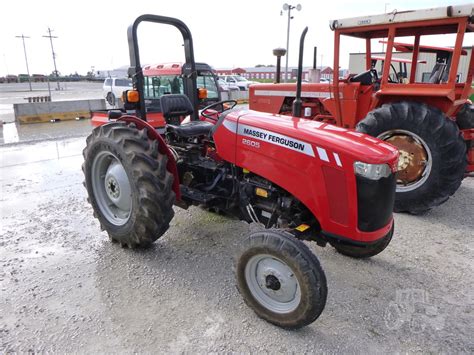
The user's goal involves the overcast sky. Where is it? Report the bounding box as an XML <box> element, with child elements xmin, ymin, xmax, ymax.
<box><xmin>0</xmin><ymin>0</ymin><xmax>470</xmax><ymax>77</ymax></box>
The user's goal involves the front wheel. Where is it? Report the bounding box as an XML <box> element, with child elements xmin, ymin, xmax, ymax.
<box><xmin>236</xmin><ymin>230</ymin><xmax>327</xmax><ymax>329</ymax></box>
<box><xmin>357</xmin><ymin>102</ymin><xmax>467</xmax><ymax>214</ymax></box>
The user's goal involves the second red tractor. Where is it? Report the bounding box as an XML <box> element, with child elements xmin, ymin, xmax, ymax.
<box><xmin>250</xmin><ymin>5</ymin><xmax>474</xmax><ymax>214</ymax></box>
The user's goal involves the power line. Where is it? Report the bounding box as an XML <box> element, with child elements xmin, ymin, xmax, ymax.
<box><xmin>15</xmin><ymin>34</ymin><xmax>32</xmax><ymax>91</ymax></box>
<box><xmin>43</xmin><ymin>27</ymin><xmax>60</xmax><ymax>90</ymax></box>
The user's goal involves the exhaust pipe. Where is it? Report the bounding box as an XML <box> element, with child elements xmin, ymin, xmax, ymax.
<box><xmin>292</xmin><ymin>27</ymin><xmax>308</xmax><ymax>117</ymax></box>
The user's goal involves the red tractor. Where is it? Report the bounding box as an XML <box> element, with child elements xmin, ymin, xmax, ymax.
<box><xmin>91</xmin><ymin>62</ymin><xmax>221</xmax><ymax>129</ymax></box>
<box><xmin>249</xmin><ymin>5</ymin><xmax>474</xmax><ymax>214</ymax></box>
<box><xmin>83</xmin><ymin>14</ymin><xmax>399</xmax><ymax>329</ymax></box>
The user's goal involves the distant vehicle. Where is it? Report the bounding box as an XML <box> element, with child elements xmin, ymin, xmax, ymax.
<box><xmin>217</xmin><ymin>78</ymin><xmax>240</xmax><ymax>92</ymax></box>
<box><xmin>138</xmin><ymin>62</ymin><xmax>220</xmax><ymax>113</ymax></box>
<box><xmin>92</xmin><ymin>62</ymin><xmax>221</xmax><ymax>128</ymax></box>
<box><xmin>32</xmin><ymin>74</ymin><xmax>46</xmax><ymax>82</ymax></box>
<box><xmin>102</xmin><ymin>77</ymin><xmax>133</xmax><ymax>106</ymax></box>
<box><xmin>18</xmin><ymin>74</ymin><xmax>30</xmax><ymax>83</ymax></box>
<box><xmin>219</xmin><ymin>75</ymin><xmax>256</xmax><ymax>91</ymax></box>
<box><xmin>6</xmin><ymin>75</ymin><xmax>18</xmax><ymax>83</ymax></box>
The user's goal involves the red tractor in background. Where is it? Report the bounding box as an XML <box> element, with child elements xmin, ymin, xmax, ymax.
<box><xmin>91</xmin><ymin>62</ymin><xmax>221</xmax><ymax>129</ymax></box>
<box><xmin>83</xmin><ymin>15</ymin><xmax>400</xmax><ymax>328</ymax></box>
<box><xmin>249</xmin><ymin>5</ymin><xmax>474</xmax><ymax>214</ymax></box>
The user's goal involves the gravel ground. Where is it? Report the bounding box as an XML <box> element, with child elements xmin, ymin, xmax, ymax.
<box><xmin>0</xmin><ymin>136</ymin><xmax>473</xmax><ymax>353</ymax></box>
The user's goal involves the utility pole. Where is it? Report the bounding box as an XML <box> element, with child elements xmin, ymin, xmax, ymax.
<box><xmin>15</xmin><ymin>34</ymin><xmax>32</xmax><ymax>91</ymax></box>
<box><xmin>282</xmin><ymin>3</ymin><xmax>302</xmax><ymax>82</ymax></box>
<box><xmin>43</xmin><ymin>27</ymin><xmax>60</xmax><ymax>90</ymax></box>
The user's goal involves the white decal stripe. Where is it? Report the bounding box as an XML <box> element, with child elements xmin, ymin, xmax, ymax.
<box><xmin>365</xmin><ymin>137</ymin><xmax>379</xmax><ymax>143</ymax></box>
<box><xmin>347</xmin><ymin>131</ymin><xmax>364</xmax><ymax>137</ymax></box>
<box><xmin>316</xmin><ymin>147</ymin><xmax>330</xmax><ymax>162</ymax></box>
<box><xmin>238</xmin><ymin>124</ymin><xmax>315</xmax><ymax>157</ymax></box>
<box><xmin>222</xmin><ymin>119</ymin><xmax>237</xmax><ymax>133</ymax></box>
<box><xmin>333</xmin><ymin>152</ymin><xmax>342</xmax><ymax>167</ymax></box>
<box><xmin>254</xmin><ymin>90</ymin><xmax>343</xmax><ymax>99</ymax></box>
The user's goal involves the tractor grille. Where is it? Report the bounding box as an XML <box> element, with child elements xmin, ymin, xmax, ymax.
<box><xmin>356</xmin><ymin>173</ymin><xmax>396</xmax><ymax>232</ymax></box>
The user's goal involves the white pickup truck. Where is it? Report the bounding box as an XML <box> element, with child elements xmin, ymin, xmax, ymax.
<box><xmin>103</xmin><ymin>77</ymin><xmax>132</xmax><ymax>106</ymax></box>
<box><xmin>218</xmin><ymin>75</ymin><xmax>257</xmax><ymax>91</ymax></box>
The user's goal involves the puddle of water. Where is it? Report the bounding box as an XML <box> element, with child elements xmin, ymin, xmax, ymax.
<box><xmin>0</xmin><ymin>120</ymin><xmax>92</xmax><ymax>146</ymax></box>
<box><xmin>0</xmin><ymin>137</ymin><xmax>86</xmax><ymax>168</ymax></box>
<box><xmin>0</xmin><ymin>103</ymin><xmax>15</xmax><ymax>124</ymax></box>
<box><xmin>1</xmin><ymin>123</ymin><xmax>19</xmax><ymax>144</ymax></box>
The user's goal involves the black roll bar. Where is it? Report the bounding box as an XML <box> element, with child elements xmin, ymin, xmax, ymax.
<box><xmin>127</xmin><ymin>14</ymin><xmax>199</xmax><ymax>121</ymax></box>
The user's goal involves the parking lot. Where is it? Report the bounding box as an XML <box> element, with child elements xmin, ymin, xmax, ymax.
<box><xmin>0</xmin><ymin>80</ymin><xmax>473</xmax><ymax>351</ymax></box>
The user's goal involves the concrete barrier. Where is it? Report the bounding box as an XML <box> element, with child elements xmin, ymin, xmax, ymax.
<box><xmin>13</xmin><ymin>99</ymin><xmax>106</xmax><ymax>124</ymax></box>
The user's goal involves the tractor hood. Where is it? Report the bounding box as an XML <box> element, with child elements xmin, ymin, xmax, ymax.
<box><xmin>234</xmin><ymin>109</ymin><xmax>398</xmax><ymax>167</ymax></box>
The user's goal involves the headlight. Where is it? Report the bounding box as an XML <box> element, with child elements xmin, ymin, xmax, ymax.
<box><xmin>354</xmin><ymin>161</ymin><xmax>392</xmax><ymax>180</ymax></box>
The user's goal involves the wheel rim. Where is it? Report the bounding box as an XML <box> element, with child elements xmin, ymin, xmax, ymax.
<box><xmin>107</xmin><ymin>93</ymin><xmax>115</xmax><ymax>105</ymax></box>
<box><xmin>377</xmin><ymin>129</ymin><xmax>432</xmax><ymax>192</ymax></box>
<box><xmin>91</xmin><ymin>151</ymin><xmax>132</xmax><ymax>226</ymax></box>
<box><xmin>245</xmin><ymin>254</ymin><xmax>301</xmax><ymax>314</ymax></box>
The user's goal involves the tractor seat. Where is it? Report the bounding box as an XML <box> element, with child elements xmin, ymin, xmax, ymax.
<box><xmin>160</xmin><ymin>93</ymin><xmax>214</xmax><ymax>137</ymax></box>
<box><xmin>160</xmin><ymin>94</ymin><xmax>194</xmax><ymax>123</ymax></box>
<box><xmin>167</xmin><ymin>121</ymin><xmax>214</xmax><ymax>137</ymax></box>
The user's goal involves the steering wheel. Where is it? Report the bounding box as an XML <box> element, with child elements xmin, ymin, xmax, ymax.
<box><xmin>387</xmin><ymin>64</ymin><xmax>401</xmax><ymax>83</ymax></box>
<box><xmin>370</xmin><ymin>68</ymin><xmax>379</xmax><ymax>83</ymax></box>
<box><xmin>201</xmin><ymin>100</ymin><xmax>238</xmax><ymax>121</ymax></box>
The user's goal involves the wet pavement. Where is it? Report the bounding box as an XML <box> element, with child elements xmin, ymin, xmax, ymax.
<box><xmin>0</xmin><ymin>129</ymin><xmax>473</xmax><ymax>352</ymax></box>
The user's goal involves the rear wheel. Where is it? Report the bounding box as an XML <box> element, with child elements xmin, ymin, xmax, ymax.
<box><xmin>330</xmin><ymin>223</ymin><xmax>394</xmax><ymax>259</ymax></box>
<box><xmin>236</xmin><ymin>230</ymin><xmax>327</xmax><ymax>329</ymax></box>
<box><xmin>356</xmin><ymin>101</ymin><xmax>467</xmax><ymax>214</ymax></box>
<box><xmin>82</xmin><ymin>122</ymin><xmax>175</xmax><ymax>248</ymax></box>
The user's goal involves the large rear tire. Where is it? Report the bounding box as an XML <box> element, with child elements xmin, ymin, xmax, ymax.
<box><xmin>236</xmin><ymin>230</ymin><xmax>327</xmax><ymax>329</ymax></box>
<box><xmin>82</xmin><ymin>122</ymin><xmax>175</xmax><ymax>248</ymax></box>
<box><xmin>356</xmin><ymin>101</ymin><xmax>467</xmax><ymax>214</ymax></box>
